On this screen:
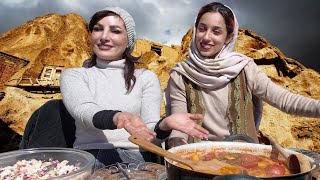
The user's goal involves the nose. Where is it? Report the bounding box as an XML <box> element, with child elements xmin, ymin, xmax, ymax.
<box><xmin>100</xmin><ymin>30</ymin><xmax>110</xmax><ymax>42</ymax></box>
<box><xmin>203</xmin><ymin>30</ymin><xmax>210</xmax><ymax>41</ymax></box>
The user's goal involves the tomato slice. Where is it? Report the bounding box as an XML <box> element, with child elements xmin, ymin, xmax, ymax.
<box><xmin>240</xmin><ymin>161</ymin><xmax>258</xmax><ymax>169</ymax></box>
<box><xmin>240</xmin><ymin>154</ymin><xmax>262</xmax><ymax>163</ymax></box>
<box><xmin>236</xmin><ymin>154</ymin><xmax>262</xmax><ymax>169</ymax></box>
<box><xmin>265</xmin><ymin>164</ymin><xmax>286</xmax><ymax>176</ymax></box>
<box><xmin>201</xmin><ymin>152</ymin><xmax>216</xmax><ymax>161</ymax></box>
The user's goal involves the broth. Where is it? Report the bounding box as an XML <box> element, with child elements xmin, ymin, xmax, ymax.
<box><xmin>174</xmin><ymin>150</ymin><xmax>291</xmax><ymax>177</ymax></box>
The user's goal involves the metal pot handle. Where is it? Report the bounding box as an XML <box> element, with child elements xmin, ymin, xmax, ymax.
<box><xmin>223</xmin><ymin>134</ymin><xmax>255</xmax><ymax>143</ymax></box>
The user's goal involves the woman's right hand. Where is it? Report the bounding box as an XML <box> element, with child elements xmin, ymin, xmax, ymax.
<box><xmin>113</xmin><ymin>112</ymin><xmax>156</xmax><ymax>141</ymax></box>
<box><xmin>159</xmin><ymin>113</ymin><xmax>209</xmax><ymax>140</ymax></box>
<box><xmin>167</xmin><ymin>137</ymin><xmax>188</xmax><ymax>149</ymax></box>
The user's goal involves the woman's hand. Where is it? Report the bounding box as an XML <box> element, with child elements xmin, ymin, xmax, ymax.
<box><xmin>159</xmin><ymin>113</ymin><xmax>209</xmax><ymax>140</ymax></box>
<box><xmin>113</xmin><ymin>112</ymin><xmax>156</xmax><ymax>141</ymax></box>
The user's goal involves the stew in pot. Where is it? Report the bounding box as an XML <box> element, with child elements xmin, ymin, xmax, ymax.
<box><xmin>175</xmin><ymin>150</ymin><xmax>291</xmax><ymax>177</ymax></box>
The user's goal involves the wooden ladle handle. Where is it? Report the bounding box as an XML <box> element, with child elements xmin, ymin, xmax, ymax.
<box><xmin>264</xmin><ymin>134</ymin><xmax>311</xmax><ymax>174</ymax></box>
<box><xmin>128</xmin><ymin>135</ymin><xmax>194</xmax><ymax>170</ymax></box>
<box><xmin>264</xmin><ymin>134</ymin><xmax>290</xmax><ymax>158</ymax></box>
<box><xmin>129</xmin><ymin>135</ymin><xmax>245</xmax><ymax>175</ymax></box>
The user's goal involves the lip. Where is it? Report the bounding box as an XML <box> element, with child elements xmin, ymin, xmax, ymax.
<box><xmin>98</xmin><ymin>44</ymin><xmax>113</xmax><ymax>50</ymax></box>
<box><xmin>200</xmin><ymin>42</ymin><xmax>213</xmax><ymax>51</ymax></box>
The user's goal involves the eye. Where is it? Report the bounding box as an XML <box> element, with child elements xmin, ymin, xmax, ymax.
<box><xmin>212</xmin><ymin>27</ymin><xmax>223</xmax><ymax>35</ymax></box>
<box><xmin>213</xmin><ymin>30</ymin><xmax>222</xmax><ymax>35</ymax></box>
<box><xmin>112</xmin><ymin>29</ymin><xmax>121</xmax><ymax>34</ymax></box>
<box><xmin>197</xmin><ymin>26</ymin><xmax>206</xmax><ymax>32</ymax></box>
<box><xmin>92</xmin><ymin>26</ymin><xmax>102</xmax><ymax>32</ymax></box>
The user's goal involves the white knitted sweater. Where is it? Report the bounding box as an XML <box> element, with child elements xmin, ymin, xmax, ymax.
<box><xmin>60</xmin><ymin>59</ymin><xmax>162</xmax><ymax>149</ymax></box>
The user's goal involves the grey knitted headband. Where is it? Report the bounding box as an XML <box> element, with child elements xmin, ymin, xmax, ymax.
<box><xmin>98</xmin><ymin>7</ymin><xmax>136</xmax><ymax>51</ymax></box>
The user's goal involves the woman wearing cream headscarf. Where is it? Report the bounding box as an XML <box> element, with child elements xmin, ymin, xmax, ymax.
<box><xmin>165</xmin><ymin>2</ymin><xmax>320</xmax><ymax>148</ymax></box>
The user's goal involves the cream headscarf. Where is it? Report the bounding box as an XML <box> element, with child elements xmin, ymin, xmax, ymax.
<box><xmin>172</xmin><ymin>5</ymin><xmax>252</xmax><ymax>90</ymax></box>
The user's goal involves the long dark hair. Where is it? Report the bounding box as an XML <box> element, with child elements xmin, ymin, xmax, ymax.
<box><xmin>195</xmin><ymin>2</ymin><xmax>235</xmax><ymax>37</ymax></box>
<box><xmin>86</xmin><ymin>10</ymin><xmax>140</xmax><ymax>94</ymax></box>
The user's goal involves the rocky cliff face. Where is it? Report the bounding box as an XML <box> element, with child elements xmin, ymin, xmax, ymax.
<box><xmin>0</xmin><ymin>13</ymin><xmax>91</xmax><ymax>151</ymax></box>
<box><xmin>0</xmin><ymin>13</ymin><xmax>91</xmax><ymax>80</ymax></box>
<box><xmin>0</xmin><ymin>13</ymin><xmax>319</xmax><ymax>152</ymax></box>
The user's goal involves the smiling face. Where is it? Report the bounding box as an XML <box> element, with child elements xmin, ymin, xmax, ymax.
<box><xmin>195</xmin><ymin>12</ymin><xmax>232</xmax><ymax>58</ymax></box>
<box><xmin>91</xmin><ymin>15</ymin><xmax>128</xmax><ymax>61</ymax></box>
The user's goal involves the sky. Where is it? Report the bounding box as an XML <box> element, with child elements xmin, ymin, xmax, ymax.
<box><xmin>0</xmin><ymin>0</ymin><xmax>319</xmax><ymax>71</ymax></box>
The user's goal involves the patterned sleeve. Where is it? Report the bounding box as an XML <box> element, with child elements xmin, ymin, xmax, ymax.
<box><xmin>165</xmin><ymin>71</ymin><xmax>189</xmax><ymax>141</ymax></box>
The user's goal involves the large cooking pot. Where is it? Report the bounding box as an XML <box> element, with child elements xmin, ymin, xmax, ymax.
<box><xmin>165</xmin><ymin>136</ymin><xmax>318</xmax><ymax>180</ymax></box>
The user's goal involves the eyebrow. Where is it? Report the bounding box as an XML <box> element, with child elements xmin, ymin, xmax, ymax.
<box><xmin>109</xmin><ymin>25</ymin><xmax>124</xmax><ymax>29</ymax></box>
<box><xmin>198</xmin><ymin>23</ymin><xmax>223</xmax><ymax>30</ymax></box>
<box><xmin>95</xmin><ymin>23</ymin><xmax>124</xmax><ymax>30</ymax></box>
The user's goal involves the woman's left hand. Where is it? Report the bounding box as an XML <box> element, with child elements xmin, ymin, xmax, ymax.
<box><xmin>114</xmin><ymin>112</ymin><xmax>156</xmax><ymax>141</ymax></box>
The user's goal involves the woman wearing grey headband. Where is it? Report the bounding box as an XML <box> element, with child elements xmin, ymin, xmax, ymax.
<box><xmin>165</xmin><ymin>2</ymin><xmax>320</xmax><ymax>148</ymax></box>
<box><xmin>60</xmin><ymin>6</ymin><xmax>208</xmax><ymax>167</ymax></box>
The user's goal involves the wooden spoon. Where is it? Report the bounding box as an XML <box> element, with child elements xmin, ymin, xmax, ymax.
<box><xmin>263</xmin><ymin>134</ymin><xmax>311</xmax><ymax>174</ymax></box>
<box><xmin>128</xmin><ymin>135</ymin><xmax>243</xmax><ymax>175</ymax></box>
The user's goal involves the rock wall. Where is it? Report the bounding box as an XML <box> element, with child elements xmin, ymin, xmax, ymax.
<box><xmin>0</xmin><ymin>13</ymin><xmax>91</xmax><ymax>80</ymax></box>
<box><xmin>0</xmin><ymin>13</ymin><xmax>91</xmax><ymax>150</ymax></box>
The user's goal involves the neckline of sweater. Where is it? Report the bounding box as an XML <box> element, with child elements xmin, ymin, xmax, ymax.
<box><xmin>96</xmin><ymin>58</ymin><xmax>125</xmax><ymax>69</ymax></box>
